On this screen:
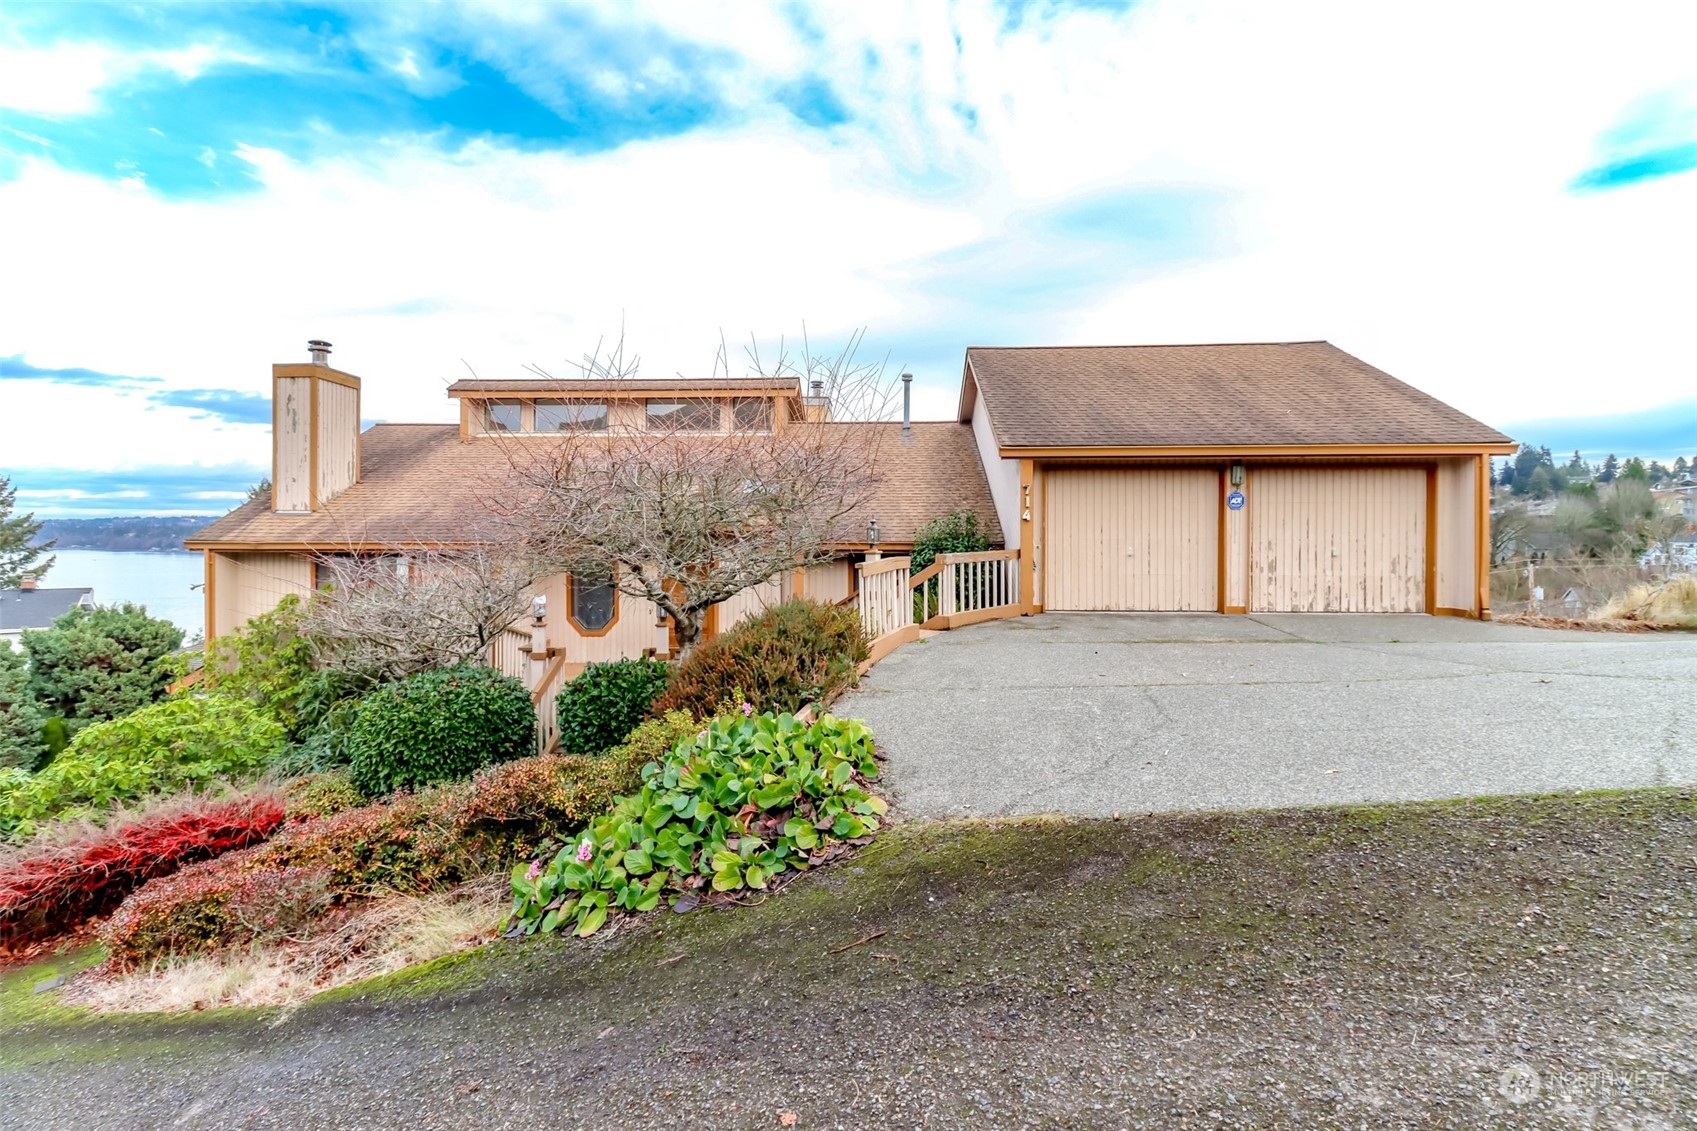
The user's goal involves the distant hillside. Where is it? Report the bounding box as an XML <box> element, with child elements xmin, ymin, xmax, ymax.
<box><xmin>33</xmin><ymin>516</ymin><xmax>217</xmax><ymax>552</ymax></box>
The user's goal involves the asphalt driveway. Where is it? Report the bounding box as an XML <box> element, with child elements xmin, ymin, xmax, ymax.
<box><xmin>839</xmin><ymin>613</ymin><xmax>1697</xmax><ymax>817</ymax></box>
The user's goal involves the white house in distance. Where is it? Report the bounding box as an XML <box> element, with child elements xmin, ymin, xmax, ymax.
<box><xmin>0</xmin><ymin>575</ymin><xmax>94</xmax><ymax>651</ymax></box>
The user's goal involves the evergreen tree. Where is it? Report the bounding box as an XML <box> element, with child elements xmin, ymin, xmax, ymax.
<box><xmin>1619</xmin><ymin>457</ymin><xmax>1649</xmax><ymax>482</ymax></box>
<box><xmin>1598</xmin><ymin>453</ymin><xmax>1619</xmax><ymax>483</ymax></box>
<box><xmin>1527</xmin><ymin>466</ymin><xmax>1558</xmax><ymax>498</ymax></box>
<box><xmin>22</xmin><ymin>603</ymin><xmax>184</xmax><ymax>730</ymax></box>
<box><xmin>1647</xmin><ymin>460</ymin><xmax>1671</xmax><ymax>483</ymax></box>
<box><xmin>1564</xmin><ymin>450</ymin><xmax>1589</xmax><ymax>480</ymax></box>
<box><xmin>0</xmin><ymin>475</ymin><xmax>54</xmax><ymax>588</ymax></box>
<box><xmin>1675</xmin><ymin>456</ymin><xmax>1690</xmax><ymax>478</ymax></box>
<box><xmin>0</xmin><ymin>646</ymin><xmax>46</xmax><ymax>770</ymax></box>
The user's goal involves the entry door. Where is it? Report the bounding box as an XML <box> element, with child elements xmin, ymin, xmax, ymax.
<box><xmin>1250</xmin><ymin>467</ymin><xmax>1426</xmax><ymax>612</ymax></box>
<box><xmin>1045</xmin><ymin>468</ymin><xmax>1219</xmax><ymax>610</ymax></box>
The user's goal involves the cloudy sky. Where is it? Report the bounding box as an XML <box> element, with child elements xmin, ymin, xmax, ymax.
<box><xmin>1</xmin><ymin>0</ymin><xmax>1694</xmax><ymax>517</ymax></box>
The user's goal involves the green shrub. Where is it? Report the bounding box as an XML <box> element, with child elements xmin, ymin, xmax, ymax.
<box><xmin>555</xmin><ymin>658</ymin><xmax>671</xmax><ymax>755</ymax></box>
<box><xmin>909</xmin><ymin>509</ymin><xmax>991</xmax><ymax>573</ymax></box>
<box><xmin>0</xmin><ymin>696</ymin><xmax>286</xmax><ymax>838</ymax></box>
<box><xmin>347</xmin><ymin>665</ymin><xmax>534</xmax><ymax>796</ymax></box>
<box><xmin>506</xmin><ymin>711</ymin><xmax>884</xmax><ymax>937</ymax></box>
<box><xmin>198</xmin><ymin>595</ymin><xmax>320</xmax><ymax>738</ymax></box>
<box><xmin>281</xmin><ymin>770</ymin><xmax>367</xmax><ymax>822</ymax></box>
<box><xmin>651</xmin><ymin>600</ymin><xmax>867</xmax><ymax>719</ymax></box>
<box><xmin>22</xmin><ymin>603</ymin><xmax>184</xmax><ymax>731</ymax></box>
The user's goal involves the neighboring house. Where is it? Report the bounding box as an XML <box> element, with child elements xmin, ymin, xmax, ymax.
<box><xmin>0</xmin><ymin>576</ymin><xmax>94</xmax><ymax>651</ymax></box>
<box><xmin>1640</xmin><ymin>532</ymin><xmax>1697</xmax><ymax>572</ymax></box>
<box><xmin>188</xmin><ymin>338</ymin><xmax>1515</xmax><ymax>668</ymax></box>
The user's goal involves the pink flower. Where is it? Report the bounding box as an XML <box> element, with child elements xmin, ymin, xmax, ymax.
<box><xmin>576</xmin><ymin>840</ymin><xmax>594</xmax><ymax>863</ymax></box>
<box><xmin>698</xmin><ymin>730</ymin><xmax>708</xmax><ymax>741</ymax></box>
<box><xmin>741</xmin><ymin>701</ymin><xmax>754</xmax><ymax>717</ymax></box>
<box><xmin>525</xmin><ymin>859</ymin><xmax>542</xmax><ymax>882</ymax></box>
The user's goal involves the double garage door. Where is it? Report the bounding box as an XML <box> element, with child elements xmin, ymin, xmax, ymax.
<box><xmin>1045</xmin><ymin>467</ymin><xmax>1427</xmax><ymax>613</ymax></box>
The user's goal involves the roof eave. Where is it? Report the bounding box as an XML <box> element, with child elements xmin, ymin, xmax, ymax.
<box><xmin>998</xmin><ymin>442</ymin><xmax>1520</xmax><ymax>459</ymax></box>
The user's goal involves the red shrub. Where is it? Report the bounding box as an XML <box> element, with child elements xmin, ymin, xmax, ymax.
<box><xmin>0</xmin><ymin>794</ymin><xmax>286</xmax><ymax>948</ymax></box>
<box><xmin>100</xmin><ymin>846</ymin><xmax>332</xmax><ymax>968</ymax></box>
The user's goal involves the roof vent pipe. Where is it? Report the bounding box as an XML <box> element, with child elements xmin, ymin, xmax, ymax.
<box><xmin>901</xmin><ymin>372</ymin><xmax>912</xmax><ymax>441</ymax></box>
<box><xmin>307</xmin><ymin>339</ymin><xmax>332</xmax><ymax>366</ymax></box>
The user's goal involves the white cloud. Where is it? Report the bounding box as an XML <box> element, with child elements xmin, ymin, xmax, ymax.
<box><xmin>2</xmin><ymin>0</ymin><xmax>1695</xmax><ymax>486</ymax></box>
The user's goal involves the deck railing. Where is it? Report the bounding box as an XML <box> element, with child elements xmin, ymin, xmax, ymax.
<box><xmin>856</xmin><ymin>556</ymin><xmax>913</xmax><ymax>644</ymax></box>
<box><xmin>856</xmin><ymin>549</ymin><xmax>1024</xmax><ymax>665</ymax></box>
<box><xmin>529</xmin><ymin>650</ymin><xmax>570</xmax><ymax>755</ymax></box>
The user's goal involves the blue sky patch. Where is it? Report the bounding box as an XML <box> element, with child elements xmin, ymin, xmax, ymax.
<box><xmin>0</xmin><ymin>354</ymin><xmax>160</xmax><ymax>386</ymax></box>
<box><xmin>150</xmin><ymin>389</ymin><xmax>273</xmax><ymax>426</ymax></box>
<box><xmin>1571</xmin><ymin>87</ymin><xmax>1697</xmax><ymax>192</ymax></box>
<box><xmin>1504</xmin><ymin>397</ymin><xmax>1697</xmax><ymax>463</ymax></box>
<box><xmin>12</xmin><ymin>464</ymin><xmax>263</xmax><ymax>518</ymax></box>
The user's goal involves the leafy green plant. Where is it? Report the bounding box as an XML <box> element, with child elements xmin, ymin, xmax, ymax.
<box><xmin>650</xmin><ymin>600</ymin><xmax>867</xmax><ymax>719</ymax></box>
<box><xmin>909</xmin><ymin>509</ymin><xmax>991</xmax><ymax>573</ymax></box>
<box><xmin>506</xmin><ymin>711</ymin><xmax>884</xmax><ymax>938</ymax></box>
<box><xmin>347</xmin><ymin>664</ymin><xmax>533</xmax><ymax>796</ymax></box>
<box><xmin>281</xmin><ymin>770</ymin><xmax>367</xmax><ymax>822</ymax></box>
<box><xmin>0</xmin><ymin>696</ymin><xmax>286</xmax><ymax>837</ymax></box>
<box><xmin>555</xmin><ymin>658</ymin><xmax>671</xmax><ymax>755</ymax></box>
<box><xmin>197</xmin><ymin>595</ymin><xmax>321</xmax><ymax>738</ymax></box>
<box><xmin>22</xmin><ymin>603</ymin><xmax>184</xmax><ymax>731</ymax></box>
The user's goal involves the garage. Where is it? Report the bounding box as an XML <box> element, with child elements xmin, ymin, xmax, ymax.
<box><xmin>960</xmin><ymin>341</ymin><xmax>1514</xmax><ymax>620</ymax></box>
<box><xmin>1249</xmin><ymin>467</ymin><xmax>1428</xmax><ymax>613</ymax></box>
<box><xmin>1044</xmin><ymin>467</ymin><xmax>1219</xmax><ymax>611</ymax></box>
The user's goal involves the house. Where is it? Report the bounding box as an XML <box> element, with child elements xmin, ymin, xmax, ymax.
<box><xmin>960</xmin><ymin>343</ymin><xmax>1514</xmax><ymax>615</ymax></box>
<box><xmin>1640</xmin><ymin>531</ymin><xmax>1697</xmax><ymax>572</ymax></box>
<box><xmin>184</xmin><ymin>343</ymin><xmax>999</xmax><ymax>671</ymax></box>
<box><xmin>0</xmin><ymin>575</ymin><xmax>94</xmax><ymax>651</ymax></box>
<box><xmin>187</xmin><ymin>338</ymin><xmax>1514</xmax><ymax>676</ymax></box>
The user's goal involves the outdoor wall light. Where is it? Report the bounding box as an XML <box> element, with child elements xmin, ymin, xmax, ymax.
<box><xmin>867</xmin><ymin>517</ymin><xmax>880</xmax><ymax>547</ymax></box>
<box><xmin>531</xmin><ymin>595</ymin><xmax>547</xmax><ymax>623</ymax></box>
<box><xmin>1230</xmin><ymin>463</ymin><xmax>1245</xmax><ymax>487</ymax></box>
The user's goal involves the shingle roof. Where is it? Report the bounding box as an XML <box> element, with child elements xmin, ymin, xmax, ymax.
<box><xmin>965</xmin><ymin>341</ymin><xmax>1513</xmax><ymax>449</ymax></box>
<box><xmin>186</xmin><ymin>421</ymin><xmax>1000</xmax><ymax>551</ymax></box>
<box><xmin>0</xmin><ymin>587</ymin><xmax>93</xmax><ymax>631</ymax></box>
<box><xmin>447</xmin><ymin>377</ymin><xmax>800</xmax><ymax>395</ymax></box>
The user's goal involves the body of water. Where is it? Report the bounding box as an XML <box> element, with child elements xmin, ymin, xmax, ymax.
<box><xmin>42</xmin><ymin>550</ymin><xmax>205</xmax><ymax>640</ymax></box>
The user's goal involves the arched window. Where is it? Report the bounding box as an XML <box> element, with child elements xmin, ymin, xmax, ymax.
<box><xmin>568</xmin><ymin>573</ymin><xmax>618</xmax><ymax>634</ymax></box>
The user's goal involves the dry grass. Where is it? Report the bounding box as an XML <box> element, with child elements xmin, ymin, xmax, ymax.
<box><xmin>63</xmin><ymin>874</ymin><xmax>508</xmax><ymax>1013</ymax></box>
<box><xmin>1592</xmin><ymin>576</ymin><xmax>1697</xmax><ymax>627</ymax></box>
<box><xmin>1493</xmin><ymin>613</ymin><xmax>1660</xmax><ymax>633</ymax></box>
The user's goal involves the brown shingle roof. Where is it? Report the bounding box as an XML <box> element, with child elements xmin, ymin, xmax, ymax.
<box><xmin>965</xmin><ymin>341</ymin><xmax>1513</xmax><ymax>449</ymax></box>
<box><xmin>186</xmin><ymin>421</ymin><xmax>1001</xmax><ymax>551</ymax></box>
<box><xmin>447</xmin><ymin>377</ymin><xmax>799</xmax><ymax>395</ymax></box>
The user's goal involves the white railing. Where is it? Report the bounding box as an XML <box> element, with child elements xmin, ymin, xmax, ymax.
<box><xmin>933</xmin><ymin>549</ymin><xmax>1021</xmax><ymax>620</ymax></box>
<box><xmin>856</xmin><ymin>556</ymin><xmax>913</xmax><ymax>643</ymax></box>
<box><xmin>530</xmin><ymin>651</ymin><xmax>570</xmax><ymax>756</ymax></box>
<box><xmin>487</xmin><ymin>625</ymin><xmax>534</xmax><ymax>684</ymax></box>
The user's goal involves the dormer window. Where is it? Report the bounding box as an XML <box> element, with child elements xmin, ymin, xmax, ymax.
<box><xmin>485</xmin><ymin>400</ymin><xmax>521</xmax><ymax>432</ymax></box>
<box><xmin>536</xmin><ymin>400</ymin><xmax>608</xmax><ymax>432</ymax></box>
<box><xmin>645</xmin><ymin>398</ymin><xmax>720</xmax><ymax>431</ymax></box>
<box><xmin>732</xmin><ymin>397</ymin><xmax>773</xmax><ymax>432</ymax></box>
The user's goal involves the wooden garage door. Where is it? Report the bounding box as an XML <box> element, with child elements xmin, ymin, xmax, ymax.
<box><xmin>1046</xmin><ymin>468</ymin><xmax>1219</xmax><ymax>610</ymax></box>
<box><xmin>1250</xmin><ymin>467</ymin><xmax>1426</xmax><ymax>612</ymax></box>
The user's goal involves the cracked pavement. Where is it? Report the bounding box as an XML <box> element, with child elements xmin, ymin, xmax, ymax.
<box><xmin>838</xmin><ymin>612</ymin><xmax>1697</xmax><ymax>816</ymax></box>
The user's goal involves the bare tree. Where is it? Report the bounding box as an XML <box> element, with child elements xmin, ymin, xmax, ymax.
<box><xmin>494</xmin><ymin>328</ymin><xmax>897</xmax><ymax>656</ymax></box>
<box><xmin>305</xmin><ymin>542</ymin><xmax>546</xmax><ymax>683</ymax></box>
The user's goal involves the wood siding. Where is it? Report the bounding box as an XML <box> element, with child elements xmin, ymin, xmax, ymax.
<box><xmin>209</xmin><ymin>551</ymin><xmax>314</xmax><ymax>638</ymax></box>
<box><xmin>1435</xmin><ymin>457</ymin><xmax>1479</xmax><ymax>613</ymax></box>
<box><xmin>801</xmin><ymin>560</ymin><xmax>854</xmax><ymax>604</ymax></box>
<box><xmin>1249</xmin><ymin>467</ymin><xmax>1426</xmax><ymax>612</ymax></box>
<box><xmin>1044</xmin><ymin>468</ymin><xmax>1219</xmax><ymax>611</ymax></box>
<box><xmin>272</xmin><ymin>376</ymin><xmax>312</xmax><ymax>512</ymax></box>
<box><xmin>316</xmin><ymin>379</ymin><xmax>360</xmax><ymax>505</ymax></box>
<box><xmin>1223</xmin><ymin>470</ymin><xmax>1249</xmax><ymax>612</ymax></box>
<box><xmin>716</xmin><ymin>578</ymin><xmax>783</xmax><ymax>630</ymax></box>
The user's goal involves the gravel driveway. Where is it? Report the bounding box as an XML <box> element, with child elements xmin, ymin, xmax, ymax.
<box><xmin>839</xmin><ymin>613</ymin><xmax>1697</xmax><ymax>817</ymax></box>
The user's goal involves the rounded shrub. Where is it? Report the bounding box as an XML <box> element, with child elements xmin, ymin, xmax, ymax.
<box><xmin>555</xmin><ymin>658</ymin><xmax>671</xmax><ymax>755</ymax></box>
<box><xmin>347</xmin><ymin>665</ymin><xmax>534</xmax><ymax>796</ymax></box>
<box><xmin>651</xmin><ymin>599</ymin><xmax>868</xmax><ymax>720</ymax></box>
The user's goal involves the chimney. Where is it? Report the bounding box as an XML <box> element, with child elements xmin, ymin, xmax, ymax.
<box><xmin>802</xmin><ymin>377</ymin><xmax>832</xmax><ymax>423</ymax></box>
<box><xmin>18</xmin><ymin>573</ymin><xmax>36</xmax><ymax>591</ymax></box>
<box><xmin>901</xmin><ymin>372</ymin><xmax>912</xmax><ymax>441</ymax></box>
<box><xmin>271</xmin><ymin>339</ymin><xmax>362</xmax><ymax>514</ymax></box>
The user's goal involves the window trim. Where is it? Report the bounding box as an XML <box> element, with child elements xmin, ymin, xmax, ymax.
<box><xmin>566</xmin><ymin>571</ymin><xmax>620</xmax><ymax>636</ymax></box>
<box><xmin>484</xmin><ymin>399</ymin><xmax>523</xmax><ymax>433</ymax></box>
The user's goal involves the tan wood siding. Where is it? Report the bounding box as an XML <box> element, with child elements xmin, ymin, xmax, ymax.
<box><xmin>1223</xmin><ymin>470</ymin><xmax>1249</xmax><ymax>611</ymax></box>
<box><xmin>1250</xmin><ymin>467</ymin><xmax>1426</xmax><ymax>612</ymax></box>
<box><xmin>716</xmin><ymin>578</ymin><xmax>783</xmax><ymax>630</ymax></box>
<box><xmin>1435</xmin><ymin>457</ymin><xmax>1479</xmax><ymax>613</ymax></box>
<box><xmin>1045</xmin><ymin>468</ymin><xmax>1219</xmax><ymax>611</ymax></box>
<box><xmin>316</xmin><ymin>379</ymin><xmax>360</xmax><ymax>505</ymax></box>
<box><xmin>211</xmin><ymin>552</ymin><xmax>314</xmax><ymax>638</ymax></box>
<box><xmin>273</xmin><ymin>376</ymin><xmax>312</xmax><ymax>512</ymax></box>
<box><xmin>802</xmin><ymin>560</ymin><xmax>853</xmax><ymax>604</ymax></box>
